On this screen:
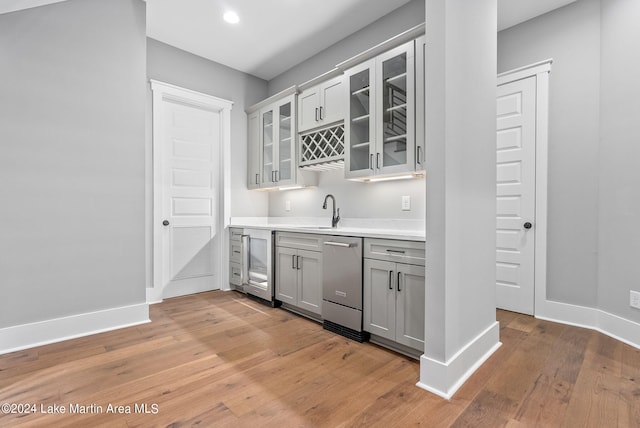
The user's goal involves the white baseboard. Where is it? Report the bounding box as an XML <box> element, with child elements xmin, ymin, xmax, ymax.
<box><xmin>417</xmin><ymin>321</ymin><xmax>501</xmax><ymax>399</ymax></box>
<box><xmin>0</xmin><ymin>303</ymin><xmax>149</xmax><ymax>355</ymax></box>
<box><xmin>537</xmin><ymin>300</ymin><xmax>640</xmax><ymax>350</ymax></box>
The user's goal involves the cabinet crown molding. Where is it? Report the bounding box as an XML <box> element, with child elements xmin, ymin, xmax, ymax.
<box><xmin>336</xmin><ymin>23</ymin><xmax>425</xmax><ymax>72</ymax></box>
<box><xmin>246</xmin><ymin>85</ymin><xmax>298</xmax><ymax>114</ymax></box>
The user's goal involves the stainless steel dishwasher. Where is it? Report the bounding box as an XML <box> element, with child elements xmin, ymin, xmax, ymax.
<box><xmin>322</xmin><ymin>236</ymin><xmax>368</xmax><ymax>342</ymax></box>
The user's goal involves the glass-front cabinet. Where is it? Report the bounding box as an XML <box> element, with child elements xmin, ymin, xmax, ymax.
<box><xmin>247</xmin><ymin>91</ymin><xmax>297</xmax><ymax>190</ymax></box>
<box><xmin>261</xmin><ymin>95</ymin><xmax>295</xmax><ymax>187</ymax></box>
<box><xmin>345</xmin><ymin>41</ymin><xmax>415</xmax><ymax>179</ymax></box>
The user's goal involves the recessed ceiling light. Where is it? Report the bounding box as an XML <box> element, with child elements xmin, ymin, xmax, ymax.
<box><xmin>223</xmin><ymin>11</ymin><xmax>239</xmax><ymax>24</ymax></box>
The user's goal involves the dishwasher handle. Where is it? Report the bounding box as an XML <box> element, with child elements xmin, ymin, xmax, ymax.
<box><xmin>324</xmin><ymin>241</ymin><xmax>356</xmax><ymax>248</ymax></box>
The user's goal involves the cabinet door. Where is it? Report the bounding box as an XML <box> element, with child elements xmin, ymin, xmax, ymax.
<box><xmin>345</xmin><ymin>60</ymin><xmax>375</xmax><ymax>179</ymax></box>
<box><xmin>376</xmin><ymin>41</ymin><xmax>415</xmax><ymax>176</ymax></box>
<box><xmin>261</xmin><ymin>108</ymin><xmax>276</xmax><ymax>186</ymax></box>
<box><xmin>297</xmin><ymin>249</ymin><xmax>322</xmax><ymax>315</ymax></box>
<box><xmin>298</xmin><ymin>88</ymin><xmax>321</xmax><ymax>133</ymax></box>
<box><xmin>395</xmin><ymin>263</ymin><xmax>425</xmax><ymax>351</ymax></box>
<box><xmin>320</xmin><ymin>76</ymin><xmax>344</xmax><ymax>125</ymax></box>
<box><xmin>363</xmin><ymin>258</ymin><xmax>396</xmax><ymax>341</ymax></box>
<box><xmin>276</xmin><ymin>98</ymin><xmax>295</xmax><ymax>186</ymax></box>
<box><xmin>275</xmin><ymin>246</ymin><xmax>297</xmax><ymax>305</ymax></box>
<box><xmin>414</xmin><ymin>35</ymin><xmax>426</xmax><ymax>171</ymax></box>
<box><xmin>247</xmin><ymin>111</ymin><xmax>261</xmax><ymax>189</ymax></box>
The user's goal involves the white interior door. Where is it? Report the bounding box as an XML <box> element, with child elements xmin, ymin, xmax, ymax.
<box><xmin>496</xmin><ymin>76</ymin><xmax>536</xmax><ymax>315</ymax></box>
<box><xmin>153</xmin><ymin>89</ymin><xmax>223</xmax><ymax>299</ymax></box>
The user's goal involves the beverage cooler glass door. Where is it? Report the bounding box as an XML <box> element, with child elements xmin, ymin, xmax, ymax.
<box><xmin>242</xmin><ymin>229</ymin><xmax>273</xmax><ymax>302</ymax></box>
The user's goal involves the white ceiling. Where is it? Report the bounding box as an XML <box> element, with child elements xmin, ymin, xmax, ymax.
<box><xmin>3</xmin><ymin>0</ymin><xmax>579</xmax><ymax>80</ymax></box>
<box><xmin>146</xmin><ymin>0</ymin><xmax>413</xmax><ymax>81</ymax></box>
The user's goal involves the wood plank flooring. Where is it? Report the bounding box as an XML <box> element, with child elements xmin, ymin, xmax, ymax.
<box><xmin>1</xmin><ymin>291</ymin><xmax>638</xmax><ymax>427</ymax></box>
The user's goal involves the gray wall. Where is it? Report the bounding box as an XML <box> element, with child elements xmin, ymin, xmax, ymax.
<box><xmin>598</xmin><ymin>0</ymin><xmax>640</xmax><ymax>323</ymax></box>
<box><xmin>498</xmin><ymin>0</ymin><xmax>640</xmax><ymax>324</ymax></box>
<box><xmin>268</xmin><ymin>0</ymin><xmax>425</xmax><ymax>96</ymax></box>
<box><xmin>497</xmin><ymin>0</ymin><xmax>601</xmax><ymax>307</ymax></box>
<box><xmin>0</xmin><ymin>0</ymin><xmax>146</xmax><ymax>327</ymax></box>
<box><xmin>266</xmin><ymin>0</ymin><xmax>426</xmax><ymax>221</ymax></box>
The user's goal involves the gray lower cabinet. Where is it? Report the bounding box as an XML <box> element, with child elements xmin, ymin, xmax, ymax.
<box><xmin>229</xmin><ymin>228</ymin><xmax>244</xmax><ymax>290</ymax></box>
<box><xmin>275</xmin><ymin>233</ymin><xmax>323</xmax><ymax>316</ymax></box>
<box><xmin>363</xmin><ymin>238</ymin><xmax>425</xmax><ymax>353</ymax></box>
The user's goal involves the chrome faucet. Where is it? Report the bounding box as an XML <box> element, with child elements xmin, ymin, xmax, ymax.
<box><xmin>322</xmin><ymin>194</ymin><xmax>340</xmax><ymax>228</ymax></box>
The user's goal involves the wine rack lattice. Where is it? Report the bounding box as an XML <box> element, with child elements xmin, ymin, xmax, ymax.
<box><xmin>299</xmin><ymin>124</ymin><xmax>344</xmax><ymax>171</ymax></box>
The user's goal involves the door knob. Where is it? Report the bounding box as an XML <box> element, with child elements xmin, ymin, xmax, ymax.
<box><xmin>523</xmin><ymin>222</ymin><xmax>532</xmax><ymax>230</ymax></box>
<box><xmin>162</xmin><ymin>220</ymin><xmax>170</xmax><ymax>226</ymax></box>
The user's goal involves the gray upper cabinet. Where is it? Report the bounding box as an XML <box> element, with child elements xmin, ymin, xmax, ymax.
<box><xmin>260</xmin><ymin>94</ymin><xmax>296</xmax><ymax>187</ymax></box>
<box><xmin>344</xmin><ymin>40</ymin><xmax>416</xmax><ymax>180</ymax></box>
<box><xmin>415</xmin><ymin>35</ymin><xmax>426</xmax><ymax>171</ymax></box>
<box><xmin>298</xmin><ymin>75</ymin><xmax>345</xmax><ymax>133</ymax></box>
<box><xmin>247</xmin><ymin>111</ymin><xmax>261</xmax><ymax>189</ymax></box>
<box><xmin>246</xmin><ymin>88</ymin><xmax>310</xmax><ymax>190</ymax></box>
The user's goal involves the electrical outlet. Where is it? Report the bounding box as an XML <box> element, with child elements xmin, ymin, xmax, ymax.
<box><xmin>630</xmin><ymin>290</ymin><xmax>640</xmax><ymax>309</ymax></box>
<box><xmin>402</xmin><ymin>195</ymin><xmax>411</xmax><ymax>211</ymax></box>
<box><xmin>285</xmin><ymin>200</ymin><xmax>291</xmax><ymax>212</ymax></box>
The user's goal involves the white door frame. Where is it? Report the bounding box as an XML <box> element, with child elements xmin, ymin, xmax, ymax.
<box><xmin>497</xmin><ymin>59</ymin><xmax>551</xmax><ymax>316</ymax></box>
<box><xmin>149</xmin><ymin>80</ymin><xmax>233</xmax><ymax>303</ymax></box>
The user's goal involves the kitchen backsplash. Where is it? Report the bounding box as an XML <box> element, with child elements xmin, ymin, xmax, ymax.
<box><xmin>267</xmin><ymin>169</ymin><xmax>425</xmax><ymax>220</ymax></box>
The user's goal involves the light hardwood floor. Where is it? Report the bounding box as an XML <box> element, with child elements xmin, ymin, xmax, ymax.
<box><xmin>1</xmin><ymin>291</ymin><xmax>638</xmax><ymax>427</ymax></box>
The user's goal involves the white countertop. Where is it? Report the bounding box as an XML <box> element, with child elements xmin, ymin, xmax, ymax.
<box><xmin>229</xmin><ymin>217</ymin><xmax>425</xmax><ymax>242</ymax></box>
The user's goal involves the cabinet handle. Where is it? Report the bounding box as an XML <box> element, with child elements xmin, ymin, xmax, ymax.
<box><xmin>370</xmin><ymin>154</ymin><xmax>374</xmax><ymax>171</ymax></box>
<box><xmin>386</xmin><ymin>249</ymin><xmax>406</xmax><ymax>254</ymax></box>
<box><xmin>376</xmin><ymin>153</ymin><xmax>380</xmax><ymax>169</ymax></box>
<box><xmin>417</xmin><ymin>146</ymin><xmax>423</xmax><ymax>165</ymax></box>
<box><xmin>276</xmin><ymin>170</ymin><xmax>279</xmax><ymax>182</ymax></box>
<box><xmin>388</xmin><ymin>270</ymin><xmax>394</xmax><ymax>290</ymax></box>
<box><xmin>315</xmin><ymin>107</ymin><xmax>319</xmax><ymax>122</ymax></box>
<box><xmin>397</xmin><ymin>271</ymin><xmax>402</xmax><ymax>292</ymax></box>
<box><xmin>297</xmin><ymin>256</ymin><xmax>302</xmax><ymax>270</ymax></box>
<box><xmin>292</xmin><ymin>255</ymin><xmax>296</xmax><ymax>269</ymax></box>
<box><xmin>324</xmin><ymin>241</ymin><xmax>355</xmax><ymax>248</ymax></box>
<box><xmin>255</xmin><ymin>173</ymin><xmax>259</xmax><ymax>185</ymax></box>
<box><xmin>319</xmin><ymin>106</ymin><xmax>324</xmax><ymax>120</ymax></box>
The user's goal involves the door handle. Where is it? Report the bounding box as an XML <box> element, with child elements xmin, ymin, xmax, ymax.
<box><xmin>388</xmin><ymin>270</ymin><xmax>394</xmax><ymax>290</ymax></box>
<box><xmin>397</xmin><ymin>271</ymin><xmax>402</xmax><ymax>292</ymax></box>
<box><xmin>524</xmin><ymin>222</ymin><xmax>533</xmax><ymax>230</ymax></box>
<box><xmin>162</xmin><ymin>220</ymin><xmax>170</xmax><ymax>226</ymax></box>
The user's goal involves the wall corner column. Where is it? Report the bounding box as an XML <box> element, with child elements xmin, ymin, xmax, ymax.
<box><xmin>419</xmin><ymin>0</ymin><xmax>500</xmax><ymax>399</ymax></box>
